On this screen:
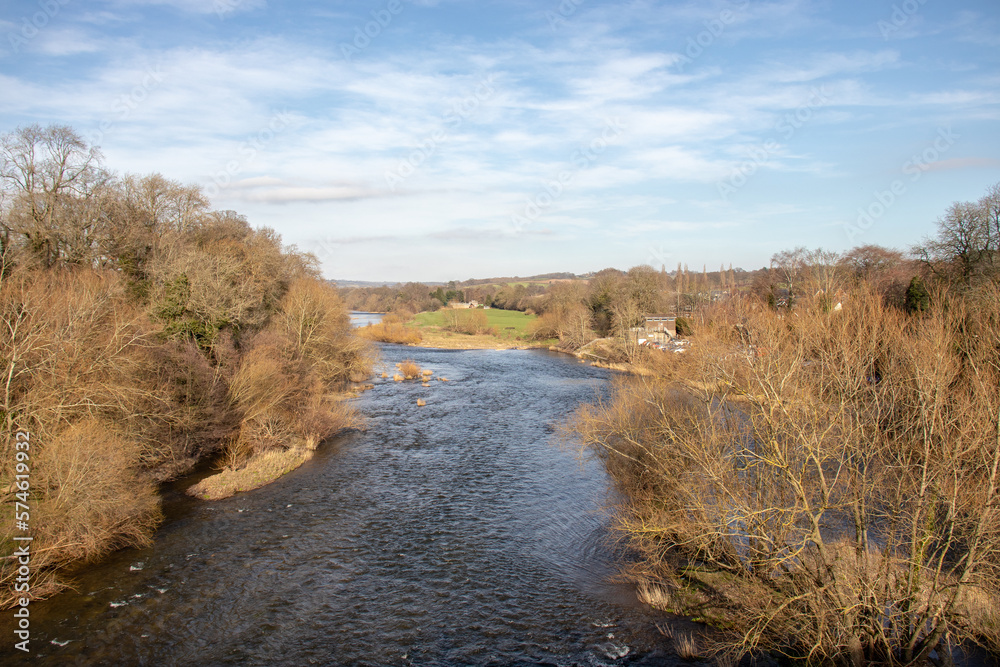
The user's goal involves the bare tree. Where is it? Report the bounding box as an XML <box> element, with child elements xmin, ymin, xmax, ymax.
<box><xmin>915</xmin><ymin>185</ymin><xmax>1000</xmax><ymax>286</ymax></box>
<box><xmin>770</xmin><ymin>246</ymin><xmax>807</xmax><ymax>306</ymax></box>
<box><xmin>571</xmin><ymin>283</ymin><xmax>1000</xmax><ymax>664</ymax></box>
<box><xmin>802</xmin><ymin>247</ymin><xmax>842</xmax><ymax>306</ymax></box>
<box><xmin>0</xmin><ymin>125</ymin><xmax>108</xmax><ymax>267</ymax></box>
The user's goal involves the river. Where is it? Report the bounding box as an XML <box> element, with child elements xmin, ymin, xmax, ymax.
<box><xmin>7</xmin><ymin>344</ymin><xmax>680</xmax><ymax>666</ymax></box>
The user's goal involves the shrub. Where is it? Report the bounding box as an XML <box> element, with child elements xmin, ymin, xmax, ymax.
<box><xmin>527</xmin><ymin>312</ymin><xmax>560</xmax><ymax>340</ymax></box>
<box><xmin>356</xmin><ymin>319</ymin><xmax>423</xmax><ymax>345</ymax></box>
<box><xmin>398</xmin><ymin>360</ymin><xmax>422</xmax><ymax>379</ymax></box>
<box><xmin>571</xmin><ymin>284</ymin><xmax>1000</xmax><ymax>664</ymax></box>
<box><xmin>674</xmin><ymin>316</ymin><xmax>693</xmax><ymax>336</ymax></box>
<box><xmin>443</xmin><ymin>309</ymin><xmax>496</xmax><ymax>335</ymax></box>
<box><xmin>1</xmin><ymin>420</ymin><xmax>161</xmax><ymax>604</ymax></box>
<box><xmin>273</xmin><ymin>278</ymin><xmax>374</xmax><ymax>387</ymax></box>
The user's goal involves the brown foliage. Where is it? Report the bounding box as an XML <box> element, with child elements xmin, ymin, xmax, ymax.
<box><xmin>1</xmin><ymin>420</ymin><xmax>162</xmax><ymax>602</ymax></box>
<box><xmin>398</xmin><ymin>360</ymin><xmax>422</xmax><ymax>380</ymax></box>
<box><xmin>0</xmin><ymin>126</ymin><xmax>376</xmax><ymax>608</ymax></box>
<box><xmin>28</xmin><ymin>420</ymin><xmax>161</xmax><ymax>561</ymax></box>
<box><xmin>222</xmin><ymin>320</ymin><xmax>364</xmax><ymax>471</ymax></box>
<box><xmin>572</xmin><ymin>283</ymin><xmax>1000</xmax><ymax>664</ymax></box>
<box><xmin>356</xmin><ymin>314</ymin><xmax>423</xmax><ymax>345</ymax></box>
<box><xmin>272</xmin><ymin>278</ymin><xmax>373</xmax><ymax>385</ymax></box>
<box><xmin>527</xmin><ymin>312</ymin><xmax>560</xmax><ymax>340</ymax></box>
<box><xmin>443</xmin><ymin>308</ymin><xmax>496</xmax><ymax>335</ymax></box>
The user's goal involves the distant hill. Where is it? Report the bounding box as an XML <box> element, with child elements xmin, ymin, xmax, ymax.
<box><xmin>329</xmin><ymin>279</ymin><xmax>396</xmax><ymax>288</ymax></box>
<box><xmin>458</xmin><ymin>272</ymin><xmax>584</xmax><ymax>287</ymax></box>
<box><xmin>329</xmin><ymin>279</ymin><xmax>445</xmax><ymax>288</ymax></box>
<box><xmin>331</xmin><ymin>273</ymin><xmax>587</xmax><ymax>289</ymax></box>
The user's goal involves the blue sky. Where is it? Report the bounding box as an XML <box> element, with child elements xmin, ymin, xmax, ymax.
<box><xmin>2</xmin><ymin>0</ymin><xmax>998</xmax><ymax>282</ymax></box>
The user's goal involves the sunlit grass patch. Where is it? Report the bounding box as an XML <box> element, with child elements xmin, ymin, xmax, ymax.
<box><xmin>186</xmin><ymin>447</ymin><xmax>313</xmax><ymax>500</ymax></box>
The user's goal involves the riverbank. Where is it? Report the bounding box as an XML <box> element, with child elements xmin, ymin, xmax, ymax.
<box><xmin>358</xmin><ymin>309</ymin><xmax>557</xmax><ymax>350</ymax></box>
<box><xmin>11</xmin><ymin>345</ymin><xmax>676</xmax><ymax>666</ymax></box>
<box><xmin>183</xmin><ymin>386</ymin><xmax>373</xmax><ymax>501</ymax></box>
<box><xmin>414</xmin><ymin>328</ymin><xmax>549</xmax><ymax>350</ymax></box>
<box><xmin>408</xmin><ymin>308</ymin><xmax>556</xmax><ymax>349</ymax></box>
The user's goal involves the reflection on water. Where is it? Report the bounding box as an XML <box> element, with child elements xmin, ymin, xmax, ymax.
<box><xmin>350</xmin><ymin>312</ymin><xmax>385</xmax><ymax>328</ymax></box>
<box><xmin>7</xmin><ymin>346</ymin><xmax>679</xmax><ymax>666</ymax></box>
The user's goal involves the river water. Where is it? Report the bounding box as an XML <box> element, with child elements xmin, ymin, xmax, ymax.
<box><xmin>350</xmin><ymin>312</ymin><xmax>385</xmax><ymax>328</ymax></box>
<box><xmin>7</xmin><ymin>344</ymin><xmax>680</xmax><ymax>666</ymax></box>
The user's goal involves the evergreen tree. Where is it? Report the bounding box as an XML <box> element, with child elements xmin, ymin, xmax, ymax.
<box><xmin>904</xmin><ymin>276</ymin><xmax>930</xmax><ymax>314</ymax></box>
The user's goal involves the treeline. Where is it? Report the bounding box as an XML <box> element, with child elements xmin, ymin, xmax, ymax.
<box><xmin>339</xmin><ymin>281</ymin><xmax>445</xmax><ymax>315</ymax></box>
<box><xmin>0</xmin><ymin>125</ymin><xmax>372</xmax><ymax>604</ymax></box>
<box><xmin>570</xmin><ymin>183</ymin><xmax>1000</xmax><ymax>664</ymax></box>
<box><xmin>339</xmin><ymin>252</ymin><xmax>929</xmax><ymax>355</ymax></box>
<box><xmin>459</xmin><ymin>271</ymin><xmax>577</xmax><ymax>287</ymax></box>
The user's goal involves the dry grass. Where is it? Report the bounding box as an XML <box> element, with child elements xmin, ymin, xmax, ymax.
<box><xmin>398</xmin><ymin>360</ymin><xmax>422</xmax><ymax>379</ymax></box>
<box><xmin>356</xmin><ymin>317</ymin><xmax>423</xmax><ymax>345</ymax></box>
<box><xmin>393</xmin><ymin>373</ymin><xmax>403</xmax><ymax>382</ymax></box>
<box><xmin>421</xmin><ymin>369</ymin><xmax>433</xmax><ymax>377</ymax></box>
<box><xmin>187</xmin><ymin>446</ymin><xmax>313</xmax><ymax>500</ymax></box>
<box><xmin>656</xmin><ymin>624</ymin><xmax>702</xmax><ymax>661</ymax></box>
<box><xmin>713</xmin><ymin>652</ymin><xmax>739</xmax><ymax>667</ymax></box>
<box><xmin>571</xmin><ymin>283</ymin><xmax>1000</xmax><ymax>664</ymax></box>
<box><xmin>416</xmin><ymin>398</ymin><xmax>426</xmax><ymax>407</ymax></box>
<box><xmin>675</xmin><ymin>633</ymin><xmax>701</xmax><ymax>661</ymax></box>
<box><xmin>637</xmin><ymin>581</ymin><xmax>673</xmax><ymax>610</ymax></box>
<box><xmin>413</xmin><ymin>328</ymin><xmax>534</xmax><ymax>350</ymax></box>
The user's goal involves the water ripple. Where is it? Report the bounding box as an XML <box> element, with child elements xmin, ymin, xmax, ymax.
<box><xmin>11</xmin><ymin>347</ymin><xmax>679</xmax><ymax>666</ymax></box>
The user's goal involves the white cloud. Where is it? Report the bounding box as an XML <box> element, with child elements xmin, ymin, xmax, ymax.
<box><xmin>32</xmin><ymin>28</ymin><xmax>106</xmax><ymax>55</ymax></box>
<box><xmin>1</xmin><ymin>0</ymin><xmax>997</xmax><ymax>280</ymax></box>
<box><xmin>110</xmin><ymin>0</ymin><xmax>266</xmax><ymax>16</ymax></box>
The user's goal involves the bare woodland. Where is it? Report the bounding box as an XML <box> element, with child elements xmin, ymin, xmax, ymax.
<box><xmin>0</xmin><ymin>125</ymin><xmax>373</xmax><ymax>604</ymax></box>
<box><xmin>571</xmin><ymin>183</ymin><xmax>1000</xmax><ymax>664</ymax></box>
<box><xmin>3</xmin><ymin>123</ymin><xmax>999</xmax><ymax>665</ymax></box>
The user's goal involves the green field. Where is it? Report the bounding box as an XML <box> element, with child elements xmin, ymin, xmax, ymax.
<box><xmin>412</xmin><ymin>308</ymin><xmax>537</xmax><ymax>338</ymax></box>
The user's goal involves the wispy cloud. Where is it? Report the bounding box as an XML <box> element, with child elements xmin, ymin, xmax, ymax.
<box><xmin>1</xmin><ymin>0</ymin><xmax>997</xmax><ymax>281</ymax></box>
